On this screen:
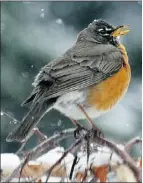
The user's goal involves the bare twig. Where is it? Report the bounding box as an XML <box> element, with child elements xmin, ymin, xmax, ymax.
<box><xmin>29</xmin><ymin>138</ymin><xmax>83</xmax><ymax>182</ymax></box>
<box><xmin>27</xmin><ymin>128</ymin><xmax>75</xmax><ymax>160</ymax></box>
<box><xmin>69</xmin><ymin>155</ymin><xmax>78</xmax><ymax>180</ymax></box>
<box><xmin>5</xmin><ymin>127</ymin><xmax>142</xmax><ymax>183</ymax></box>
<box><xmin>30</xmin><ymin>129</ymin><xmax>88</xmax><ymax>182</ymax></box>
<box><xmin>1</xmin><ymin>111</ymin><xmax>20</xmax><ymax>124</ymax></box>
<box><xmin>33</xmin><ymin>127</ymin><xmax>48</xmax><ymax>142</ymax></box>
<box><xmin>92</xmin><ymin>134</ymin><xmax>142</xmax><ymax>182</ymax></box>
<box><xmin>16</xmin><ymin>141</ymin><xmax>28</xmax><ymax>156</ymax></box>
<box><xmin>69</xmin><ymin>117</ymin><xmax>81</xmax><ymax>128</ymax></box>
<box><xmin>2</xmin><ymin>153</ymin><xmax>31</xmax><ymax>183</ymax></box>
<box><xmin>4</xmin><ymin>128</ymin><xmax>76</xmax><ymax>182</ymax></box>
<box><xmin>45</xmin><ymin>138</ymin><xmax>82</xmax><ymax>182</ymax></box>
<box><xmin>16</xmin><ymin>128</ymin><xmax>48</xmax><ymax>155</ymax></box>
<box><xmin>16</xmin><ymin>130</ymin><xmax>35</xmax><ymax>155</ymax></box>
<box><xmin>19</xmin><ymin>153</ymin><xmax>31</xmax><ymax>182</ymax></box>
<box><xmin>81</xmin><ymin>168</ymin><xmax>88</xmax><ymax>182</ymax></box>
<box><xmin>125</xmin><ymin>137</ymin><xmax>142</xmax><ymax>153</ymax></box>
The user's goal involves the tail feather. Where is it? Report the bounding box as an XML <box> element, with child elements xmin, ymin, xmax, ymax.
<box><xmin>21</xmin><ymin>87</ymin><xmax>39</xmax><ymax>106</ymax></box>
<box><xmin>21</xmin><ymin>93</ymin><xmax>36</xmax><ymax>106</ymax></box>
<box><xmin>6</xmin><ymin>98</ymin><xmax>57</xmax><ymax>143</ymax></box>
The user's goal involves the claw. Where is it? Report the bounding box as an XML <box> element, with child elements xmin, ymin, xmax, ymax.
<box><xmin>91</xmin><ymin>128</ymin><xmax>104</xmax><ymax>138</ymax></box>
<box><xmin>74</xmin><ymin>124</ymin><xmax>88</xmax><ymax>139</ymax></box>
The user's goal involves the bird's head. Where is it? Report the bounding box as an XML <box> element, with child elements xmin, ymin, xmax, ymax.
<box><xmin>86</xmin><ymin>19</ymin><xmax>130</xmax><ymax>46</ymax></box>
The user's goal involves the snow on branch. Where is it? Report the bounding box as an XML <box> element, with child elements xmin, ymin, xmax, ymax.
<box><xmin>1</xmin><ymin>127</ymin><xmax>142</xmax><ymax>182</ymax></box>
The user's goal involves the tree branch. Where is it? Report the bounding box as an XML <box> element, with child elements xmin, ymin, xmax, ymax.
<box><xmin>125</xmin><ymin>136</ymin><xmax>142</xmax><ymax>153</ymax></box>
<box><xmin>92</xmin><ymin>134</ymin><xmax>142</xmax><ymax>182</ymax></box>
<box><xmin>4</xmin><ymin>128</ymin><xmax>76</xmax><ymax>182</ymax></box>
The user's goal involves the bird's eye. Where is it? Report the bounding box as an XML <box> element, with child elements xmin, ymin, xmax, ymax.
<box><xmin>98</xmin><ymin>28</ymin><xmax>106</xmax><ymax>34</ymax></box>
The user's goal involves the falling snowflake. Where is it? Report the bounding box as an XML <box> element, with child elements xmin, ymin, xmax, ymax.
<box><xmin>40</xmin><ymin>9</ymin><xmax>45</xmax><ymax>18</ymax></box>
<box><xmin>1</xmin><ymin>110</ymin><xmax>20</xmax><ymax>125</ymax></box>
<box><xmin>56</xmin><ymin>19</ymin><xmax>63</xmax><ymax>24</ymax></box>
<box><xmin>1</xmin><ymin>23</ymin><xmax>5</xmax><ymax>31</ymax></box>
<box><xmin>13</xmin><ymin>120</ymin><xmax>18</xmax><ymax>124</ymax></box>
<box><xmin>22</xmin><ymin>72</ymin><xmax>29</xmax><ymax>78</ymax></box>
<box><xmin>57</xmin><ymin>120</ymin><xmax>62</xmax><ymax>127</ymax></box>
<box><xmin>40</xmin><ymin>13</ymin><xmax>44</xmax><ymax>18</ymax></box>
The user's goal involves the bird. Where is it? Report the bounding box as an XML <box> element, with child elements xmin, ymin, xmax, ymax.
<box><xmin>6</xmin><ymin>19</ymin><xmax>131</xmax><ymax>143</ymax></box>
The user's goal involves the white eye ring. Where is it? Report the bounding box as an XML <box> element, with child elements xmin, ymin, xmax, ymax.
<box><xmin>98</xmin><ymin>28</ymin><xmax>104</xmax><ymax>32</ymax></box>
<box><xmin>98</xmin><ymin>27</ymin><xmax>112</xmax><ymax>32</ymax></box>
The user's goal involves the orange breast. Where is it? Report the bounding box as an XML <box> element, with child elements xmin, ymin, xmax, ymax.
<box><xmin>88</xmin><ymin>44</ymin><xmax>131</xmax><ymax>111</ymax></box>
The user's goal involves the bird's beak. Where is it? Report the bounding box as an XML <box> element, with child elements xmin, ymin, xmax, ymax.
<box><xmin>111</xmin><ymin>25</ymin><xmax>130</xmax><ymax>37</ymax></box>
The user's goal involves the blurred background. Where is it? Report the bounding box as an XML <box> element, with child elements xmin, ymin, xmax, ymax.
<box><xmin>1</xmin><ymin>1</ymin><xmax>142</xmax><ymax>154</ymax></box>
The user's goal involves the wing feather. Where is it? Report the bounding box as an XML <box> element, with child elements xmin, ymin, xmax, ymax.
<box><xmin>24</xmin><ymin>43</ymin><xmax>123</xmax><ymax>104</ymax></box>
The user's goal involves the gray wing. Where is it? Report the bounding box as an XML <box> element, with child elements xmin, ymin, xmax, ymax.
<box><xmin>24</xmin><ymin>43</ymin><xmax>123</xmax><ymax>104</ymax></box>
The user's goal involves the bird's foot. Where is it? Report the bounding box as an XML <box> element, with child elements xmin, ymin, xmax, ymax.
<box><xmin>90</xmin><ymin>127</ymin><xmax>104</xmax><ymax>138</ymax></box>
<box><xmin>74</xmin><ymin>123</ymin><xmax>88</xmax><ymax>139</ymax></box>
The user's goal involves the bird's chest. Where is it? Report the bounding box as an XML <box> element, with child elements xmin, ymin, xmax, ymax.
<box><xmin>87</xmin><ymin>44</ymin><xmax>131</xmax><ymax>111</ymax></box>
<box><xmin>88</xmin><ymin>64</ymin><xmax>131</xmax><ymax>111</ymax></box>
<box><xmin>54</xmin><ymin>44</ymin><xmax>131</xmax><ymax>119</ymax></box>
<box><xmin>54</xmin><ymin>64</ymin><xmax>130</xmax><ymax>120</ymax></box>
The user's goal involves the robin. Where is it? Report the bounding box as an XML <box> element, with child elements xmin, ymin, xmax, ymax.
<box><xmin>6</xmin><ymin>19</ymin><xmax>131</xmax><ymax>143</ymax></box>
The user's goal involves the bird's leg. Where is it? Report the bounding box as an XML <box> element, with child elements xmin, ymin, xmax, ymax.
<box><xmin>77</xmin><ymin>104</ymin><xmax>96</xmax><ymax>129</ymax></box>
<box><xmin>69</xmin><ymin>117</ymin><xmax>81</xmax><ymax>128</ymax></box>
<box><xmin>77</xmin><ymin>104</ymin><xmax>104</xmax><ymax>137</ymax></box>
